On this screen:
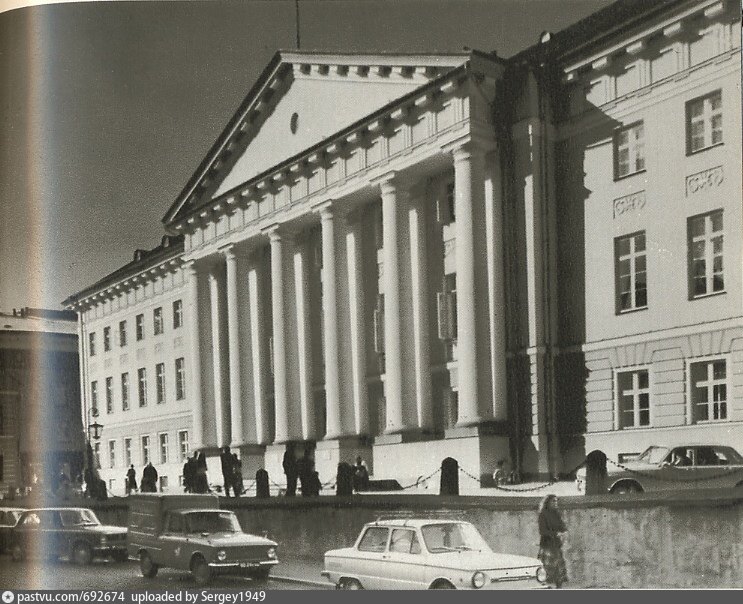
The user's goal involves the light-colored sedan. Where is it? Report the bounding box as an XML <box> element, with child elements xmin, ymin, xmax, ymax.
<box><xmin>577</xmin><ymin>444</ymin><xmax>743</xmax><ymax>494</ymax></box>
<box><xmin>322</xmin><ymin>519</ymin><xmax>547</xmax><ymax>590</ymax></box>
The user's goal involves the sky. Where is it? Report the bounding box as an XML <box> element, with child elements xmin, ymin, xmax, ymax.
<box><xmin>0</xmin><ymin>0</ymin><xmax>609</xmax><ymax>311</ymax></box>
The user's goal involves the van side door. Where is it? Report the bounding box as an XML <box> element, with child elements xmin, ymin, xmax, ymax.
<box><xmin>160</xmin><ymin>512</ymin><xmax>187</xmax><ymax>570</ymax></box>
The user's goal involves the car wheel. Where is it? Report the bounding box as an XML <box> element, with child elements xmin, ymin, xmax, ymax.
<box><xmin>611</xmin><ymin>482</ymin><xmax>642</xmax><ymax>495</ymax></box>
<box><xmin>191</xmin><ymin>555</ymin><xmax>213</xmax><ymax>586</ymax></box>
<box><xmin>72</xmin><ymin>542</ymin><xmax>93</xmax><ymax>566</ymax></box>
<box><xmin>339</xmin><ymin>579</ymin><xmax>363</xmax><ymax>590</ymax></box>
<box><xmin>431</xmin><ymin>580</ymin><xmax>455</xmax><ymax>589</ymax></box>
<box><xmin>11</xmin><ymin>544</ymin><xmax>25</xmax><ymax>562</ymax></box>
<box><xmin>112</xmin><ymin>550</ymin><xmax>129</xmax><ymax>563</ymax></box>
<box><xmin>139</xmin><ymin>552</ymin><xmax>159</xmax><ymax>578</ymax></box>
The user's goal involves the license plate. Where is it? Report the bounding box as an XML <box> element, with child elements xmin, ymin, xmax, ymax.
<box><xmin>239</xmin><ymin>562</ymin><xmax>259</xmax><ymax>568</ymax></box>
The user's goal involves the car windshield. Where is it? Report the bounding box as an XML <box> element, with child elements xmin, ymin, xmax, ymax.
<box><xmin>59</xmin><ymin>509</ymin><xmax>101</xmax><ymax>527</ymax></box>
<box><xmin>185</xmin><ymin>511</ymin><xmax>241</xmax><ymax>534</ymax></box>
<box><xmin>421</xmin><ymin>523</ymin><xmax>492</xmax><ymax>553</ymax></box>
<box><xmin>637</xmin><ymin>446</ymin><xmax>670</xmax><ymax>464</ymax></box>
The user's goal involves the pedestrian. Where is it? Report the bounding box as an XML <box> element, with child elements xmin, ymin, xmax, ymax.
<box><xmin>537</xmin><ymin>494</ymin><xmax>568</xmax><ymax>588</ymax></box>
<box><xmin>126</xmin><ymin>464</ymin><xmax>137</xmax><ymax>495</ymax></box>
<box><xmin>231</xmin><ymin>453</ymin><xmax>243</xmax><ymax>497</ymax></box>
<box><xmin>352</xmin><ymin>456</ymin><xmax>369</xmax><ymax>492</ymax></box>
<box><xmin>142</xmin><ymin>462</ymin><xmax>158</xmax><ymax>493</ymax></box>
<box><xmin>194</xmin><ymin>452</ymin><xmax>209</xmax><ymax>494</ymax></box>
<box><xmin>282</xmin><ymin>444</ymin><xmax>298</xmax><ymax>497</ymax></box>
<box><xmin>183</xmin><ymin>452</ymin><xmax>197</xmax><ymax>493</ymax></box>
<box><xmin>298</xmin><ymin>448</ymin><xmax>315</xmax><ymax>497</ymax></box>
<box><xmin>220</xmin><ymin>446</ymin><xmax>233</xmax><ymax>497</ymax></box>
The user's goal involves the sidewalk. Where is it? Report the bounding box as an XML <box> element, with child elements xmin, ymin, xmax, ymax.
<box><xmin>272</xmin><ymin>557</ymin><xmax>329</xmax><ymax>588</ymax></box>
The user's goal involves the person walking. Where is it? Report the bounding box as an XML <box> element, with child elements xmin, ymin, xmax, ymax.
<box><xmin>142</xmin><ymin>462</ymin><xmax>158</xmax><ymax>493</ymax></box>
<box><xmin>183</xmin><ymin>452</ymin><xmax>197</xmax><ymax>493</ymax></box>
<box><xmin>194</xmin><ymin>451</ymin><xmax>209</xmax><ymax>494</ymax></box>
<box><xmin>220</xmin><ymin>446</ymin><xmax>234</xmax><ymax>497</ymax></box>
<box><xmin>231</xmin><ymin>453</ymin><xmax>243</xmax><ymax>497</ymax></box>
<box><xmin>537</xmin><ymin>494</ymin><xmax>568</xmax><ymax>588</ymax></box>
<box><xmin>283</xmin><ymin>444</ymin><xmax>298</xmax><ymax>497</ymax></box>
<box><xmin>126</xmin><ymin>464</ymin><xmax>137</xmax><ymax>495</ymax></box>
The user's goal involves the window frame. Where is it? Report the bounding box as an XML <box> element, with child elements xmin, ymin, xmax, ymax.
<box><xmin>614</xmin><ymin>366</ymin><xmax>652</xmax><ymax>430</ymax></box>
<box><xmin>103</xmin><ymin>326</ymin><xmax>111</xmax><ymax>352</ymax></box>
<box><xmin>614</xmin><ymin>230</ymin><xmax>648</xmax><ymax>314</ymax></box>
<box><xmin>155</xmin><ymin>362</ymin><xmax>166</xmax><ymax>405</ymax></box>
<box><xmin>108</xmin><ymin>439</ymin><xmax>117</xmax><ymax>469</ymax></box>
<box><xmin>687</xmin><ymin>210</ymin><xmax>724</xmax><ymax>300</ymax></box>
<box><xmin>121</xmin><ymin>372</ymin><xmax>130</xmax><ymax>411</ymax></box>
<box><xmin>119</xmin><ymin>320</ymin><xmax>127</xmax><ymax>348</ymax></box>
<box><xmin>686</xmin><ymin>355</ymin><xmax>730</xmax><ymax>425</ymax></box>
<box><xmin>153</xmin><ymin>307</ymin><xmax>164</xmax><ymax>336</ymax></box>
<box><xmin>124</xmin><ymin>437</ymin><xmax>132</xmax><ymax>467</ymax></box>
<box><xmin>613</xmin><ymin>121</ymin><xmax>646</xmax><ymax>180</ymax></box>
<box><xmin>686</xmin><ymin>89</ymin><xmax>723</xmax><ymax>155</ymax></box>
<box><xmin>159</xmin><ymin>432</ymin><xmax>169</xmax><ymax>465</ymax></box>
<box><xmin>175</xmin><ymin>358</ymin><xmax>186</xmax><ymax>401</ymax></box>
<box><xmin>135</xmin><ymin>314</ymin><xmax>145</xmax><ymax>341</ymax></box>
<box><xmin>173</xmin><ymin>300</ymin><xmax>183</xmax><ymax>329</ymax></box>
<box><xmin>105</xmin><ymin>376</ymin><xmax>114</xmax><ymax>414</ymax></box>
<box><xmin>138</xmin><ymin>367</ymin><xmax>148</xmax><ymax>408</ymax></box>
<box><xmin>89</xmin><ymin>332</ymin><xmax>96</xmax><ymax>357</ymax></box>
<box><xmin>141</xmin><ymin>435</ymin><xmax>151</xmax><ymax>466</ymax></box>
<box><xmin>90</xmin><ymin>381</ymin><xmax>99</xmax><ymax>416</ymax></box>
<box><xmin>178</xmin><ymin>430</ymin><xmax>189</xmax><ymax>462</ymax></box>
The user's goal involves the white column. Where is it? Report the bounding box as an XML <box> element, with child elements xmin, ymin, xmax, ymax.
<box><xmin>345</xmin><ymin>212</ymin><xmax>369</xmax><ymax>435</ymax></box>
<box><xmin>409</xmin><ymin>190</ymin><xmax>433</xmax><ymax>430</ymax></box>
<box><xmin>209</xmin><ymin>262</ymin><xmax>229</xmax><ymax>447</ymax></box>
<box><xmin>186</xmin><ymin>263</ymin><xmax>204</xmax><ymax>449</ymax></box>
<box><xmin>319</xmin><ymin>203</ymin><xmax>343</xmax><ymax>438</ymax></box>
<box><xmin>224</xmin><ymin>246</ymin><xmax>244</xmax><ymax>447</ymax></box>
<box><xmin>248</xmin><ymin>255</ymin><xmax>269</xmax><ymax>444</ymax></box>
<box><xmin>269</xmin><ymin>228</ymin><xmax>290</xmax><ymax>443</ymax></box>
<box><xmin>380</xmin><ymin>177</ymin><xmax>404</xmax><ymax>433</ymax></box>
<box><xmin>453</xmin><ymin>143</ymin><xmax>481</xmax><ymax>426</ymax></box>
<box><xmin>293</xmin><ymin>232</ymin><xmax>315</xmax><ymax>440</ymax></box>
<box><xmin>485</xmin><ymin>150</ymin><xmax>508</xmax><ymax>421</ymax></box>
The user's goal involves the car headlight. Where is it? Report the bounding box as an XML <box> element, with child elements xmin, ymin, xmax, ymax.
<box><xmin>100</xmin><ymin>536</ymin><xmax>107</xmax><ymax>545</ymax></box>
<box><xmin>267</xmin><ymin>547</ymin><xmax>277</xmax><ymax>560</ymax></box>
<box><xmin>536</xmin><ymin>566</ymin><xmax>548</xmax><ymax>583</ymax></box>
<box><xmin>217</xmin><ymin>549</ymin><xmax>227</xmax><ymax>561</ymax></box>
<box><xmin>472</xmin><ymin>571</ymin><xmax>487</xmax><ymax>589</ymax></box>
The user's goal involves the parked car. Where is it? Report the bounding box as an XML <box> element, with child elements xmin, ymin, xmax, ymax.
<box><xmin>576</xmin><ymin>444</ymin><xmax>743</xmax><ymax>494</ymax></box>
<box><xmin>10</xmin><ymin>507</ymin><xmax>128</xmax><ymax>564</ymax></box>
<box><xmin>0</xmin><ymin>508</ymin><xmax>25</xmax><ymax>553</ymax></box>
<box><xmin>127</xmin><ymin>494</ymin><xmax>278</xmax><ymax>585</ymax></box>
<box><xmin>322</xmin><ymin>518</ymin><xmax>547</xmax><ymax>589</ymax></box>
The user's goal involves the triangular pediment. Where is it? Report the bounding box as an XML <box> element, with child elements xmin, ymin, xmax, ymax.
<box><xmin>165</xmin><ymin>51</ymin><xmax>470</xmax><ymax>224</ymax></box>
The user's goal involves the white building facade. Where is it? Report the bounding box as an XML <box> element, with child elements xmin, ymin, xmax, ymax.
<box><xmin>65</xmin><ymin>0</ymin><xmax>742</xmax><ymax>490</ymax></box>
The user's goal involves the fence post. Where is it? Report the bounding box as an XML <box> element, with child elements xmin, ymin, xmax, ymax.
<box><xmin>585</xmin><ymin>450</ymin><xmax>607</xmax><ymax>495</ymax></box>
<box><xmin>440</xmin><ymin>457</ymin><xmax>459</xmax><ymax>495</ymax></box>
<box><xmin>255</xmin><ymin>469</ymin><xmax>270</xmax><ymax>498</ymax></box>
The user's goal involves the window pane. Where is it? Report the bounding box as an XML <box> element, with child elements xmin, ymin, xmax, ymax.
<box><xmin>713</xmin><ymin>361</ymin><xmax>726</xmax><ymax>379</ymax></box>
<box><xmin>635</xmin><ymin>233</ymin><xmax>646</xmax><ymax>252</ymax></box>
<box><xmin>696</xmin><ymin>404</ymin><xmax>709</xmax><ymax>421</ymax></box>
<box><xmin>690</xmin><ymin>217</ymin><xmax>704</xmax><ymax>238</ymax></box>
<box><xmin>711</xmin><ymin>212</ymin><xmax>723</xmax><ymax>232</ymax></box>
<box><xmin>635</xmin><ymin>255</ymin><xmax>646</xmax><ymax>272</ymax></box>
<box><xmin>618</xmin><ymin>372</ymin><xmax>632</xmax><ymax>392</ymax></box>
<box><xmin>689</xmin><ymin>100</ymin><xmax>703</xmax><ymax>118</ymax></box>
<box><xmin>639</xmin><ymin>393</ymin><xmax>650</xmax><ymax>410</ymax></box>
<box><xmin>710</xmin><ymin>93</ymin><xmax>721</xmax><ymax>111</ymax></box>
<box><xmin>638</xmin><ymin>371</ymin><xmax>649</xmax><ymax>389</ymax></box>
<box><xmin>713</xmin><ymin>274</ymin><xmax>724</xmax><ymax>292</ymax></box>
<box><xmin>635</xmin><ymin>287</ymin><xmax>647</xmax><ymax>308</ymax></box>
<box><xmin>639</xmin><ymin>409</ymin><xmax>650</xmax><ymax>426</ymax></box>
<box><xmin>617</xmin><ymin>238</ymin><xmax>630</xmax><ymax>256</ymax></box>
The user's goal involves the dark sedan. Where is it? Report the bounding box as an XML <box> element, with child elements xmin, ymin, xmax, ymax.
<box><xmin>11</xmin><ymin>507</ymin><xmax>128</xmax><ymax>565</ymax></box>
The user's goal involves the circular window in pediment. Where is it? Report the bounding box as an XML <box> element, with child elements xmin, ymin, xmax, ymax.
<box><xmin>290</xmin><ymin>112</ymin><xmax>299</xmax><ymax>134</ymax></box>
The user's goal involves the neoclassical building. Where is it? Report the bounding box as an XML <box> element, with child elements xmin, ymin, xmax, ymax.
<box><xmin>65</xmin><ymin>0</ymin><xmax>742</xmax><ymax>490</ymax></box>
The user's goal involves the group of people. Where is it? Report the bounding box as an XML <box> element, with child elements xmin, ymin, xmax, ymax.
<box><xmin>219</xmin><ymin>446</ymin><xmax>244</xmax><ymax>497</ymax></box>
<box><xmin>182</xmin><ymin>451</ymin><xmax>211</xmax><ymax>494</ymax></box>
<box><xmin>282</xmin><ymin>444</ymin><xmax>322</xmax><ymax>497</ymax></box>
<box><xmin>125</xmin><ymin>462</ymin><xmax>159</xmax><ymax>494</ymax></box>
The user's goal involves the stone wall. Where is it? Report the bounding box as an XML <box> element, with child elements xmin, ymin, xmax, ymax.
<box><xmin>84</xmin><ymin>490</ymin><xmax>743</xmax><ymax>588</ymax></box>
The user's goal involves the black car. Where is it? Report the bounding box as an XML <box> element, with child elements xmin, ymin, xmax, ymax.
<box><xmin>11</xmin><ymin>507</ymin><xmax>128</xmax><ymax>564</ymax></box>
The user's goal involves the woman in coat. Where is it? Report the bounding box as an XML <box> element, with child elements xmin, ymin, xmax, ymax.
<box><xmin>537</xmin><ymin>494</ymin><xmax>568</xmax><ymax>588</ymax></box>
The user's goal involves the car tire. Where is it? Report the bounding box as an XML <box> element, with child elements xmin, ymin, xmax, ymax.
<box><xmin>431</xmin><ymin>580</ymin><xmax>455</xmax><ymax>589</ymax></box>
<box><xmin>339</xmin><ymin>579</ymin><xmax>363</xmax><ymax>590</ymax></box>
<box><xmin>140</xmin><ymin>552</ymin><xmax>159</xmax><ymax>578</ymax></box>
<box><xmin>191</xmin><ymin>555</ymin><xmax>213</xmax><ymax>586</ymax></box>
<box><xmin>611</xmin><ymin>481</ymin><xmax>642</xmax><ymax>495</ymax></box>
<box><xmin>112</xmin><ymin>550</ymin><xmax>129</xmax><ymax>563</ymax></box>
<box><xmin>11</xmin><ymin>544</ymin><xmax>25</xmax><ymax>562</ymax></box>
<box><xmin>72</xmin><ymin>542</ymin><xmax>93</xmax><ymax>566</ymax></box>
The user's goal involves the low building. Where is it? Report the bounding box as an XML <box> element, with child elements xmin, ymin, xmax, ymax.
<box><xmin>0</xmin><ymin>308</ymin><xmax>83</xmax><ymax>495</ymax></box>
<box><xmin>65</xmin><ymin>0</ymin><xmax>742</xmax><ymax>490</ymax></box>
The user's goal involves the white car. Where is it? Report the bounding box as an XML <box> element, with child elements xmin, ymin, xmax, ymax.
<box><xmin>322</xmin><ymin>518</ymin><xmax>547</xmax><ymax>590</ymax></box>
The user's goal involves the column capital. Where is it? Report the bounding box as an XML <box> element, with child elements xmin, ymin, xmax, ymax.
<box><xmin>220</xmin><ymin>243</ymin><xmax>240</xmax><ymax>263</ymax></box>
<box><xmin>370</xmin><ymin>170</ymin><xmax>399</xmax><ymax>192</ymax></box>
<box><xmin>313</xmin><ymin>199</ymin><xmax>335</xmax><ymax>220</ymax></box>
<box><xmin>262</xmin><ymin>223</ymin><xmax>285</xmax><ymax>243</ymax></box>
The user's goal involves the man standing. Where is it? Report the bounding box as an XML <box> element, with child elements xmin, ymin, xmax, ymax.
<box><xmin>183</xmin><ymin>452</ymin><xmax>197</xmax><ymax>493</ymax></box>
<box><xmin>220</xmin><ymin>446</ymin><xmax>233</xmax><ymax>497</ymax></box>
<box><xmin>142</xmin><ymin>462</ymin><xmax>158</xmax><ymax>493</ymax></box>
<box><xmin>126</xmin><ymin>464</ymin><xmax>137</xmax><ymax>495</ymax></box>
<box><xmin>282</xmin><ymin>443</ymin><xmax>298</xmax><ymax>497</ymax></box>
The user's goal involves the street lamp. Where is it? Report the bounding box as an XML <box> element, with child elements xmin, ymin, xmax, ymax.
<box><xmin>88</xmin><ymin>421</ymin><xmax>103</xmax><ymax>441</ymax></box>
<box><xmin>84</xmin><ymin>421</ymin><xmax>104</xmax><ymax>498</ymax></box>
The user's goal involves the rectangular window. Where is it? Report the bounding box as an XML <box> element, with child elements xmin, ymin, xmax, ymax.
<box><xmin>614</xmin><ymin>122</ymin><xmax>645</xmax><ymax>179</ymax></box>
<box><xmin>138</xmin><ymin>368</ymin><xmax>147</xmax><ymax>407</ymax></box>
<box><xmin>178</xmin><ymin>430</ymin><xmax>189</xmax><ymax>462</ymax></box>
<box><xmin>153</xmin><ymin>307</ymin><xmax>164</xmax><ymax>336</ymax></box>
<box><xmin>687</xmin><ymin>90</ymin><xmax>722</xmax><ymax>154</ymax></box>
<box><xmin>141</xmin><ymin>435</ymin><xmax>150</xmax><ymax>465</ymax></box>
<box><xmin>121</xmin><ymin>373</ymin><xmax>130</xmax><ymax>411</ymax></box>
<box><xmin>615</xmin><ymin>231</ymin><xmax>647</xmax><ymax>313</ymax></box>
<box><xmin>159</xmin><ymin>432</ymin><xmax>169</xmax><ymax>464</ymax></box>
<box><xmin>105</xmin><ymin>377</ymin><xmax>114</xmax><ymax>414</ymax></box>
<box><xmin>89</xmin><ymin>332</ymin><xmax>96</xmax><ymax>356</ymax></box>
<box><xmin>156</xmin><ymin>363</ymin><xmax>166</xmax><ymax>404</ymax></box>
<box><xmin>91</xmin><ymin>381</ymin><xmax>99</xmax><ymax>417</ymax></box>
<box><xmin>691</xmin><ymin>360</ymin><xmax>727</xmax><ymax>422</ymax></box>
<box><xmin>175</xmin><ymin>358</ymin><xmax>186</xmax><ymax>400</ymax></box>
<box><xmin>136</xmin><ymin>314</ymin><xmax>145</xmax><ymax>341</ymax></box>
<box><xmin>617</xmin><ymin>369</ymin><xmax>650</xmax><ymax>428</ymax></box>
<box><xmin>103</xmin><ymin>326</ymin><xmax>111</xmax><ymax>352</ymax></box>
<box><xmin>108</xmin><ymin>440</ymin><xmax>116</xmax><ymax>469</ymax></box>
<box><xmin>173</xmin><ymin>300</ymin><xmax>183</xmax><ymax>329</ymax></box>
<box><xmin>124</xmin><ymin>438</ymin><xmax>132</xmax><ymax>467</ymax></box>
<box><xmin>119</xmin><ymin>320</ymin><xmax>127</xmax><ymax>347</ymax></box>
<box><xmin>688</xmin><ymin>211</ymin><xmax>724</xmax><ymax>298</ymax></box>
